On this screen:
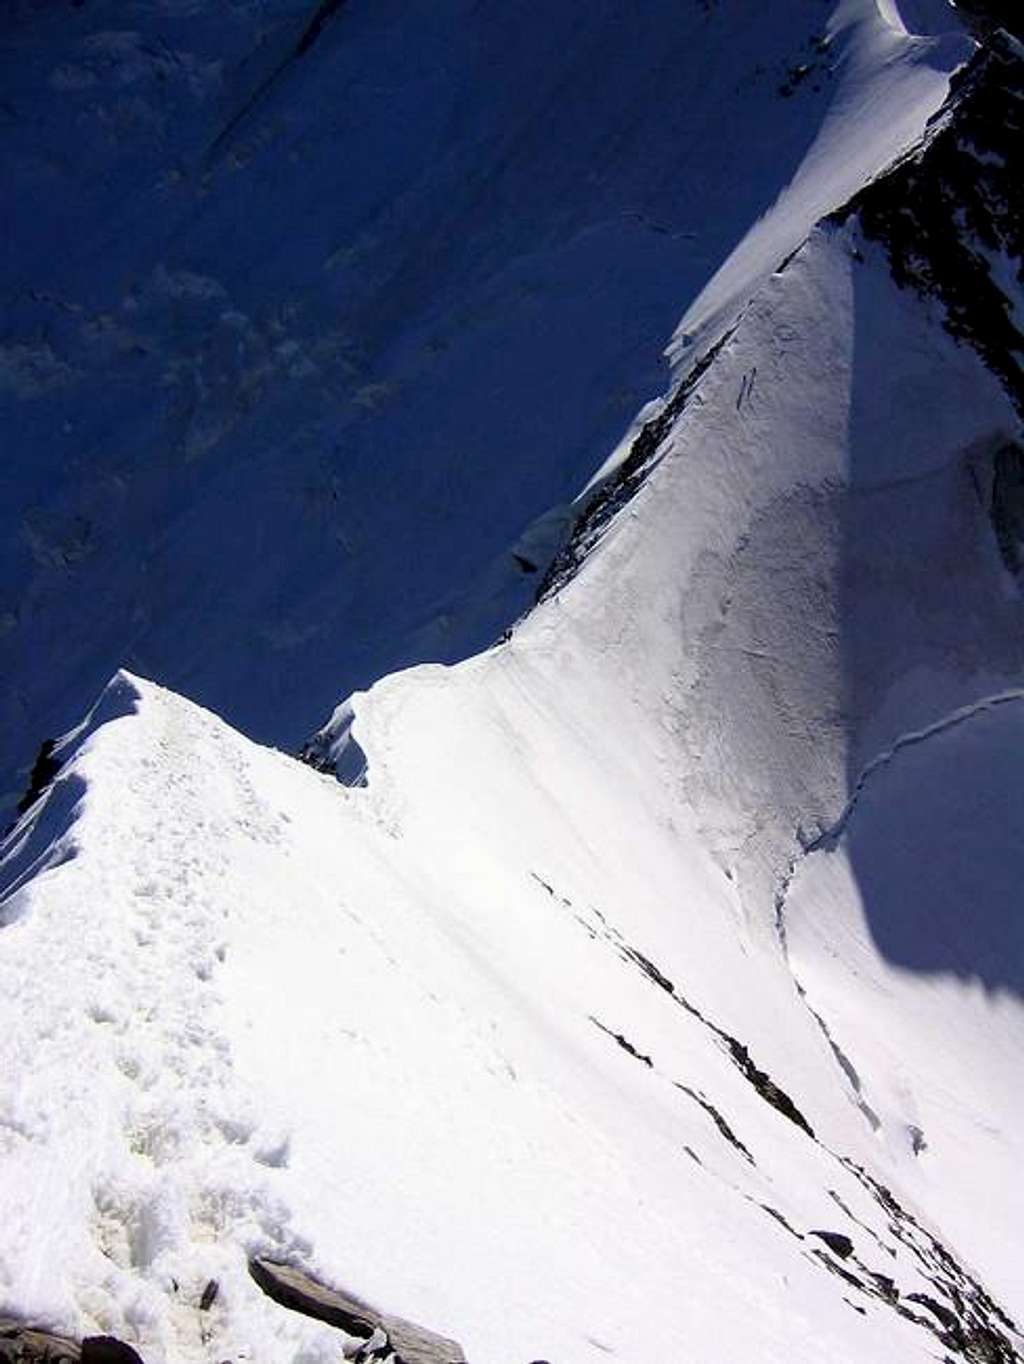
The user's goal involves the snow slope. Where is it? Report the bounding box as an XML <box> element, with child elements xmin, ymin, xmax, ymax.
<box><xmin>1</xmin><ymin>0</ymin><xmax>968</xmax><ymax>806</ymax></box>
<box><xmin>307</xmin><ymin>22</ymin><xmax>1024</xmax><ymax>1347</ymax></box>
<box><xmin>3</xmin><ymin>666</ymin><xmax>1021</xmax><ymax>1364</ymax></box>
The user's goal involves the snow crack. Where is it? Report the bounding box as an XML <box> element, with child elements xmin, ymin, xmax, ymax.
<box><xmin>806</xmin><ymin>689</ymin><xmax>1024</xmax><ymax>854</ymax></box>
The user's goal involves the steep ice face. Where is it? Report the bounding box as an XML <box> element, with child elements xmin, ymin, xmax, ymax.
<box><xmin>0</xmin><ymin>0</ymin><xmax>967</xmax><ymax>806</ymax></box>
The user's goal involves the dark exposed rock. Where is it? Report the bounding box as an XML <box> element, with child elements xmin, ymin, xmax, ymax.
<box><xmin>760</xmin><ymin>1204</ymin><xmax>803</xmax><ymax>1240</ymax></box>
<box><xmin>674</xmin><ymin>1081</ymin><xmax>754</xmax><ymax>1163</ymax></box>
<box><xmin>990</xmin><ymin>442</ymin><xmax>1024</xmax><ymax>581</ymax></box>
<box><xmin>80</xmin><ymin>1341</ymin><xmax>144</xmax><ymax>1364</ymax></box>
<box><xmin>297</xmin><ymin>746</ymin><xmax>335</xmax><ymax>774</ymax></box>
<box><xmin>953</xmin><ymin>2</ymin><xmax>1024</xmax><ymax>42</ymax></box>
<box><xmin>535</xmin><ymin>331</ymin><xmax>733</xmax><ymax>603</ymax></box>
<box><xmin>810</xmin><ymin>1248</ymin><xmax>866</xmax><ymax>1293</ymax></box>
<box><xmin>298</xmin><ymin>728</ymin><xmax>368</xmax><ymax>785</ymax></box>
<box><xmin>908</xmin><ymin>1295</ymin><xmax>962</xmax><ymax>1334</ymax></box>
<box><xmin>248</xmin><ymin>1259</ymin><xmax>468</xmax><ymax>1364</ymax></box>
<box><xmin>590</xmin><ymin>1017</ymin><xmax>654</xmax><ymax>1068</ymax></box>
<box><xmin>199</xmin><ymin>1280</ymin><xmax>219</xmax><ymax>1312</ymax></box>
<box><xmin>15</xmin><ymin>739</ymin><xmax>59</xmax><ymax>815</ymax></box>
<box><xmin>295</xmin><ymin>0</ymin><xmax>349</xmax><ymax>57</ymax></box>
<box><xmin>909</xmin><ymin>1292</ymin><xmax>1022</xmax><ymax>1364</ymax></box>
<box><xmin>0</xmin><ymin>1323</ymin><xmax>144</xmax><ymax>1364</ymax></box>
<box><xmin>0</xmin><ymin>1322</ymin><xmax>80</xmax><ymax>1364</ymax></box>
<box><xmin>249</xmin><ymin>1259</ymin><xmax>377</xmax><ymax>1338</ymax></box>
<box><xmin>871</xmin><ymin>1273</ymin><xmax>899</xmax><ymax>1304</ymax></box>
<box><xmin>529</xmin><ymin>871</ymin><xmax>556</xmax><ymax>897</ymax></box>
<box><xmin>810</xmin><ymin>1230</ymin><xmax>855</xmax><ymax>1259</ymax></box>
<box><xmin>908</xmin><ymin>1124</ymin><xmax>928</xmax><ymax>1156</ymax></box>
<box><xmin>579</xmin><ymin>905</ymin><xmax>815</xmax><ymax>1143</ymax></box>
<box><xmin>834</xmin><ymin>1159</ymin><xmax>1024</xmax><ymax>1362</ymax></box>
<box><xmin>833</xmin><ymin>31</ymin><xmax>1024</xmax><ymax>417</ymax></box>
<box><xmin>725</xmin><ymin>1039</ymin><xmax>815</xmax><ymax>1138</ymax></box>
<box><xmin>619</xmin><ymin>945</ymin><xmax>675</xmax><ymax>996</ymax></box>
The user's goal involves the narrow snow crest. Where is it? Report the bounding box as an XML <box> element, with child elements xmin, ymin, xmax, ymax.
<box><xmin>1</xmin><ymin>671</ymin><xmax>143</xmax><ymax>912</ymax></box>
<box><xmin>0</xmin><ymin>677</ymin><xmax>354</xmax><ymax>1362</ymax></box>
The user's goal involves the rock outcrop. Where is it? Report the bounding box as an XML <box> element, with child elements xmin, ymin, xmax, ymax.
<box><xmin>249</xmin><ymin>1259</ymin><xmax>468</xmax><ymax>1364</ymax></box>
<box><xmin>0</xmin><ymin>1325</ymin><xmax>143</xmax><ymax>1364</ymax></box>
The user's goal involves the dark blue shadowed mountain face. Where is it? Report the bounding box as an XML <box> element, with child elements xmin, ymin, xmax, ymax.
<box><xmin>0</xmin><ymin>0</ymin><xmax>864</xmax><ymax>804</ymax></box>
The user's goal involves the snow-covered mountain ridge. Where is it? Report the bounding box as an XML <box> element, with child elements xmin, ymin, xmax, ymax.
<box><xmin>2</xmin><ymin>2</ymin><xmax>1023</xmax><ymax>1362</ymax></box>
<box><xmin>3</xmin><ymin>652</ymin><xmax>1022</xmax><ymax>1362</ymax></box>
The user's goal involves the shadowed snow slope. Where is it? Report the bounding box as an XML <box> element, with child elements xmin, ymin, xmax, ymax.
<box><xmin>0</xmin><ymin>0</ymin><xmax>967</xmax><ymax>806</ymax></box>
